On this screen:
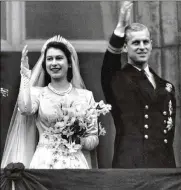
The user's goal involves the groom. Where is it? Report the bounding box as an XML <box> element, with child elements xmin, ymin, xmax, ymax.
<box><xmin>101</xmin><ymin>1</ymin><xmax>177</xmax><ymax>168</ymax></box>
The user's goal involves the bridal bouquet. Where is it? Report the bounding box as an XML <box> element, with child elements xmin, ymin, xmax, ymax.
<box><xmin>43</xmin><ymin>100</ymin><xmax>111</xmax><ymax>156</ymax></box>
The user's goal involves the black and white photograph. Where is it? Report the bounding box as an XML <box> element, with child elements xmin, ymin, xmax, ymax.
<box><xmin>1</xmin><ymin>1</ymin><xmax>181</xmax><ymax>189</ymax></box>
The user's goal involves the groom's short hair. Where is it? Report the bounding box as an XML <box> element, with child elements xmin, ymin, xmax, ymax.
<box><xmin>124</xmin><ymin>23</ymin><xmax>151</xmax><ymax>43</ymax></box>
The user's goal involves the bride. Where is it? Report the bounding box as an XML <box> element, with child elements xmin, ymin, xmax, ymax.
<box><xmin>1</xmin><ymin>35</ymin><xmax>99</xmax><ymax>169</ymax></box>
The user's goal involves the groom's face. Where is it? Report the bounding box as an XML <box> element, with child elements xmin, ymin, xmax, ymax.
<box><xmin>125</xmin><ymin>29</ymin><xmax>152</xmax><ymax>65</ymax></box>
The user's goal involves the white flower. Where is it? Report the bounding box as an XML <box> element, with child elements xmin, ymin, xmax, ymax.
<box><xmin>63</xmin><ymin>115</ymin><xmax>70</xmax><ymax>124</ymax></box>
<box><xmin>75</xmin><ymin>111</ymin><xmax>85</xmax><ymax>118</ymax></box>
<box><xmin>70</xmin><ymin>117</ymin><xmax>76</xmax><ymax>125</ymax></box>
<box><xmin>54</xmin><ymin>121</ymin><xmax>66</xmax><ymax>133</ymax></box>
<box><xmin>79</xmin><ymin>122</ymin><xmax>87</xmax><ymax>129</ymax></box>
<box><xmin>98</xmin><ymin>100</ymin><xmax>105</xmax><ymax>108</ymax></box>
<box><xmin>62</xmin><ymin>127</ymin><xmax>74</xmax><ymax>137</ymax></box>
<box><xmin>98</xmin><ymin>123</ymin><xmax>106</xmax><ymax>136</ymax></box>
<box><xmin>67</xmin><ymin>108</ymin><xmax>76</xmax><ymax>117</ymax></box>
<box><xmin>65</xmin><ymin>142</ymin><xmax>82</xmax><ymax>154</ymax></box>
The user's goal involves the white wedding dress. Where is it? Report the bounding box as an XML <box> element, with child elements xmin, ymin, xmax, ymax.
<box><xmin>19</xmin><ymin>86</ymin><xmax>98</xmax><ymax>169</ymax></box>
<box><xmin>1</xmin><ymin>36</ymin><xmax>99</xmax><ymax>169</ymax></box>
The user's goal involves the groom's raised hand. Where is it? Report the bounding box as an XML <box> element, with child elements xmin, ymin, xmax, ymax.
<box><xmin>114</xmin><ymin>1</ymin><xmax>133</xmax><ymax>37</ymax></box>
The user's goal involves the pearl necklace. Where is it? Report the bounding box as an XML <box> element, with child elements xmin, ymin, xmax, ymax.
<box><xmin>48</xmin><ymin>83</ymin><xmax>73</xmax><ymax>96</ymax></box>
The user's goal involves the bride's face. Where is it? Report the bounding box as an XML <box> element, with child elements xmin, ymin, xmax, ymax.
<box><xmin>45</xmin><ymin>47</ymin><xmax>69</xmax><ymax>80</ymax></box>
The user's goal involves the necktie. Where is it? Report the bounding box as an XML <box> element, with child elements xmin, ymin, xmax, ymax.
<box><xmin>141</xmin><ymin>69</ymin><xmax>156</xmax><ymax>89</ymax></box>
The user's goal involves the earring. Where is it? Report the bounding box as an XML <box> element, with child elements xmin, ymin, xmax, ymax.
<box><xmin>68</xmin><ymin>65</ymin><xmax>72</xmax><ymax>68</ymax></box>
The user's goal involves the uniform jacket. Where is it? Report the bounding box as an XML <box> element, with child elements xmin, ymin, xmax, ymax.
<box><xmin>101</xmin><ymin>33</ymin><xmax>176</xmax><ymax>168</ymax></box>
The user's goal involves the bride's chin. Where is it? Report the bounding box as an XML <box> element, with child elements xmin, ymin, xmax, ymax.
<box><xmin>50</xmin><ymin>73</ymin><xmax>63</xmax><ymax>79</ymax></box>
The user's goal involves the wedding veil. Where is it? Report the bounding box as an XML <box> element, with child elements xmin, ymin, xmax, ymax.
<box><xmin>1</xmin><ymin>35</ymin><xmax>86</xmax><ymax>168</ymax></box>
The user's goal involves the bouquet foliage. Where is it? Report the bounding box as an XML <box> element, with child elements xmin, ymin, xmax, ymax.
<box><xmin>43</xmin><ymin>100</ymin><xmax>111</xmax><ymax>156</ymax></box>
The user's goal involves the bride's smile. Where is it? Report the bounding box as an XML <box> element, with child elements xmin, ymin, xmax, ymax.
<box><xmin>46</xmin><ymin>48</ymin><xmax>69</xmax><ymax>80</ymax></box>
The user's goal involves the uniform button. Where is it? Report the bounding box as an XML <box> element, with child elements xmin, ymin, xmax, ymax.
<box><xmin>144</xmin><ymin>135</ymin><xmax>149</xmax><ymax>139</ymax></box>
<box><xmin>164</xmin><ymin>120</ymin><xmax>167</xmax><ymax>124</ymax></box>
<box><xmin>145</xmin><ymin>105</ymin><xmax>149</xmax><ymax>109</ymax></box>
<box><xmin>163</xmin><ymin>111</ymin><xmax>167</xmax><ymax>115</ymax></box>
<box><xmin>144</xmin><ymin>114</ymin><xmax>149</xmax><ymax>119</ymax></box>
<box><xmin>144</xmin><ymin>124</ymin><xmax>149</xmax><ymax>129</ymax></box>
<box><xmin>164</xmin><ymin>139</ymin><xmax>168</xmax><ymax>144</ymax></box>
<box><xmin>163</xmin><ymin>130</ymin><xmax>167</xmax><ymax>134</ymax></box>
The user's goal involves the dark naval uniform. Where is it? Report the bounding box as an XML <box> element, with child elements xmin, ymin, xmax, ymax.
<box><xmin>101</xmin><ymin>33</ymin><xmax>176</xmax><ymax>168</ymax></box>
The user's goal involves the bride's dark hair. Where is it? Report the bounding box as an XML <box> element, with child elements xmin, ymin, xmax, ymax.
<box><xmin>42</xmin><ymin>42</ymin><xmax>73</xmax><ymax>86</ymax></box>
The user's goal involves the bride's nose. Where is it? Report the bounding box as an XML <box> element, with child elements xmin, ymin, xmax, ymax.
<box><xmin>52</xmin><ymin>58</ymin><xmax>57</xmax><ymax>65</ymax></box>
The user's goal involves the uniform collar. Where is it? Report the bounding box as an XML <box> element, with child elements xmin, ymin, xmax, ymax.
<box><xmin>128</xmin><ymin>63</ymin><xmax>150</xmax><ymax>75</ymax></box>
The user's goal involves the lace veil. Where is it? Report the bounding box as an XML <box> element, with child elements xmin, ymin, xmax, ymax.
<box><xmin>1</xmin><ymin>36</ymin><xmax>86</xmax><ymax>168</ymax></box>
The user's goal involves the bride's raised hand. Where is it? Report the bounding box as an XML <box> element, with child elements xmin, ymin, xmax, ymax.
<box><xmin>21</xmin><ymin>45</ymin><xmax>29</xmax><ymax>70</ymax></box>
<box><xmin>20</xmin><ymin>45</ymin><xmax>31</xmax><ymax>78</ymax></box>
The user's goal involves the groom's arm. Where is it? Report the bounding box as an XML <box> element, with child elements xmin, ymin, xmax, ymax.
<box><xmin>101</xmin><ymin>34</ymin><xmax>124</xmax><ymax>105</ymax></box>
<box><xmin>101</xmin><ymin>1</ymin><xmax>133</xmax><ymax>104</ymax></box>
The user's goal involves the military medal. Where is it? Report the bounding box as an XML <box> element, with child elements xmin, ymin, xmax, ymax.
<box><xmin>166</xmin><ymin>100</ymin><xmax>173</xmax><ymax>131</ymax></box>
<box><xmin>165</xmin><ymin>83</ymin><xmax>172</xmax><ymax>92</ymax></box>
<box><xmin>166</xmin><ymin>117</ymin><xmax>173</xmax><ymax>131</ymax></box>
<box><xmin>168</xmin><ymin>100</ymin><xmax>173</xmax><ymax>115</ymax></box>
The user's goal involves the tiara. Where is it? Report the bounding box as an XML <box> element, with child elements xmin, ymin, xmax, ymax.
<box><xmin>41</xmin><ymin>35</ymin><xmax>73</xmax><ymax>54</ymax></box>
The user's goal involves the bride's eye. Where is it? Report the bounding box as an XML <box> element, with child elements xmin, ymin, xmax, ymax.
<box><xmin>56</xmin><ymin>56</ymin><xmax>63</xmax><ymax>60</ymax></box>
<box><xmin>46</xmin><ymin>57</ymin><xmax>53</xmax><ymax>61</ymax></box>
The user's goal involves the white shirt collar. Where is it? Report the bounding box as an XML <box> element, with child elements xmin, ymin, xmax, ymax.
<box><xmin>144</xmin><ymin>65</ymin><xmax>150</xmax><ymax>75</ymax></box>
<box><xmin>129</xmin><ymin>63</ymin><xmax>150</xmax><ymax>74</ymax></box>
<box><xmin>128</xmin><ymin>63</ymin><xmax>156</xmax><ymax>88</ymax></box>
